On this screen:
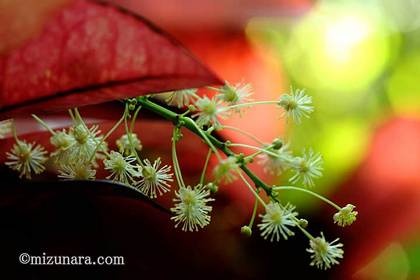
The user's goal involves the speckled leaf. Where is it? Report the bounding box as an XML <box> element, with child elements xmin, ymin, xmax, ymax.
<box><xmin>0</xmin><ymin>0</ymin><xmax>220</xmax><ymax>118</ymax></box>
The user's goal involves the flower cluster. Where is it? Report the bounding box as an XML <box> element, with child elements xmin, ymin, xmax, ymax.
<box><xmin>2</xmin><ymin>83</ymin><xmax>357</xmax><ymax>271</ymax></box>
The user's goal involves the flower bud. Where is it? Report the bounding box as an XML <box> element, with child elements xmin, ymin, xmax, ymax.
<box><xmin>241</xmin><ymin>225</ymin><xmax>252</xmax><ymax>237</ymax></box>
<box><xmin>333</xmin><ymin>204</ymin><xmax>357</xmax><ymax>227</ymax></box>
<box><xmin>206</xmin><ymin>182</ymin><xmax>219</xmax><ymax>193</ymax></box>
<box><xmin>272</xmin><ymin>138</ymin><xmax>283</xmax><ymax>150</ymax></box>
<box><xmin>298</xmin><ymin>218</ymin><xmax>308</xmax><ymax>228</ymax></box>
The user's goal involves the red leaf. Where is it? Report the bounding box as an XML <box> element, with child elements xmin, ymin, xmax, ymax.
<box><xmin>0</xmin><ymin>0</ymin><xmax>221</xmax><ymax>118</ymax></box>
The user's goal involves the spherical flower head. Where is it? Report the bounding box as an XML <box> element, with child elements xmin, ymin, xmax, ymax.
<box><xmin>307</xmin><ymin>232</ymin><xmax>344</xmax><ymax>270</ymax></box>
<box><xmin>154</xmin><ymin>89</ymin><xmax>197</xmax><ymax>108</ymax></box>
<box><xmin>104</xmin><ymin>151</ymin><xmax>141</xmax><ymax>185</ymax></box>
<box><xmin>50</xmin><ymin>130</ymin><xmax>75</xmax><ymax>151</ymax></box>
<box><xmin>289</xmin><ymin>149</ymin><xmax>323</xmax><ymax>188</ymax></box>
<box><xmin>6</xmin><ymin>140</ymin><xmax>48</xmax><ymax>179</ymax></box>
<box><xmin>333</xmin><ymin>204</ymin><xmax>358</xmax><ymax>227</ymax></box>
<box><xmin>258</xmin><ymin>202</ymin><xmax>298</xmax><ymax>241</ymax></box>
<box><xmin>67</xmin><ymin>124</ymin><xmax>106</xmax><ymax>164</ymax></box>
<box><xmin>213</xmin><ymin>156</ymin><xmax>239</xmax><ymax>184</ymax></box>
<box><xmin>58</xmin><ymin>161</ymin><xmax>96</xmax><ymax>180</ymax></box>
<box><xmin>137</xmin><ymin>158</ymin><xmax>173</xmax><ymax>198</ymax></box>
<box><xmin>192</xmin><ymin>96</ymin><xmax>226</xmax><ymax>128</ymax></box>
<box><xmin>278</xmin><ymin>88</ymin><xmax>314</xmax><ymax>123</ymax></box>
<box><xmin>72</xmin><ymin>123</ymin><xmax>90</xmax><ymax>144</ymax></box>
<box><xmin>216</xmin><ymin>81</ymin><xmax>253</xmax><ymax>105</ymax></box>
<box><xmin>171</xmin><ymin>184</ymin><xmax>214</xmax><ymax>232</ymax></box>
<box><xmin>258</xmin><ymin>143</ymin><xmax>294</xmax><ymax>176</ymax></box>
<box><xmin>116</xmin><ymin>133</ymin><xmax>142</xmax><ymax>156</ymax></box>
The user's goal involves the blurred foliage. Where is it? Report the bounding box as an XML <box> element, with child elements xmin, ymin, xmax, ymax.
<box><xmin>244</xmin><ymin>1</ymin><xmax>420</xmax><ymax>277</ymax></box>
<box><xmin>245</xmin><ymin>0</ymin><xmax>420</xmax><ymax>210</ymax></box>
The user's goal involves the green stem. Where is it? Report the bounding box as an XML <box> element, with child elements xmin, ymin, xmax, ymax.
<box><xmin>11</xmin><ymin>120</ymin><xmax>19</xmax><ymax>143</ymax></box>
<box><xmin>222</xmin><ymin>100</ymin><xmax>279</xmax><ymax>112</ymax></box>
<box><xmin>187</xmin><ymin>118</ymin><xmax>222</xmax><ymax>161</ymax></box>
<box><xmin>130</xmin><ymin>105</ymin><xmax>142</xmax><ymax>133</ymax></box>
<box><xmin>248</xmin><ymin>196</ymin><xmax>259</xmax><ymax>228</ymax></box>
<box><xmin>220</xmin><ymin>125</ymin><xmax>265</xmax><ymax>145</ymax></box>
<box><xmin>124</xmin><ymin>106</ymin><xmax>145</xmax><ymax>168</ymax></box>
<box><xmin>68</xmin><ymin>109</ymin><xmax>75</xmax><ymax>122</ymax></box>
<box><xmin>237</xmin><ymin>171</ymin><xmax>266</xmax><ymax>207</ymax></box>
<box><xmin>172</xmin><ymin>128</ymin><xmax>185</xmax><ymax>189</ymax></box>
<box><xmin>228</xmin><ymin>143</ymin><xmax>279</xmax><ymax>158</ymax></box>
<box><xmin>136</xmin><ymin>97</ymin><xmax>272</xmax><ymax>196</ymax></box>
<box><xmin>200</xmin><ymin>148</ymin><xmax>212</xmax><ymax>186</ymax></box>
<box><xmin>273</xmin><ymin>186</ymin><xmax>341</xmax><ymax>211</ymax></box>
<box><xmin>88</xmin><ymin>108</ymin><xmax>127</xmax><ymax>163</ymax></box>
<box><xmin>294</xmin><ymin>217</ymin><xmax>315</xmax><ymax>241</ymax></box>
<box><xmin>31</xmin><ymin>114</ymin><xmax>56</xmax><ymax>135</ymax></box>
<box><xmin>74</xmin><ymin>108</ymin><xmax>87</xmax><ymax>127</ymax></box>
<box><xmin>245</xmin><ymin>150</ymin><xmax>265</xmax><ymax>161</ymax></box>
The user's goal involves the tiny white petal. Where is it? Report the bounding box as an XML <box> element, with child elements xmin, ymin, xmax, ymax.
<box><xmin>289</xmin><ymin>149</ymin><xmax>323</xmax><ymax>187</ymax></box>
<box><xmin>116</xmin><ymin>133</ymin><xmax>142</xmax><ymax>156</ymax></box>
<box><xmin>278</xmin><ymin>88</ymin><xmax>314</xmax><ymax>123</ymax></box>
<box><xmin>192</xmin><ymin>96</ymin><xmax>227</xmax><ymax>128</ymax></box>
<box><xmin>215</xmin><ymin>81</ymin><xmax>253</xmax><ymax>110</ymax></box>
<box><xmin>258</xmin><ymin>143</ymin><xmax>294</xmax><ymax>176</ymax></box>
<box><xmin>307</xmin><ymin>233</ymin><xmax>344</xmax><ymax>270</ymax></box>
<box><xmin>136</xmin><ymin>158</ymin><xmax>173</xmax><ymax>199</ymax></box>
<box><xmin>258</xmin><ymin>202</ymin><xmax>298</xmax><ymax>242</ymax></box>
<box><xmin>104</xmin><ymin>151</ymin><xmax>141</xmax><ymax>185</ymax></box>
<box><xmin>213</xmin><ymin>156</ymin><xmax>239</xmax><ymax>183</ymax></box>
<box><xmin>171</xmin><ymin>185</ymin><xmax>214</xmax><ymax>232</ymax></box>
<box><xmin>6</xmin><ymin>140</ymin><xmax>48</xmax><ymax>179</ymax></box>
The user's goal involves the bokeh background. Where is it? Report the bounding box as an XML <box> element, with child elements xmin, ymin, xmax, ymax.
<box><xmin>114</xmin><ymin>0</ymin><xmax>420</xmax><ymax>278</ymax></box>
<box><xmin>1</xmin><ymin>0</ymin><xmax>420</xmax><ymax>279</ymax></box>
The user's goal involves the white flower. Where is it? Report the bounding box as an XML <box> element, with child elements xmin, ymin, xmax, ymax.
<box><xmin>58</xmin><ymin>161</ymin><xmax>96</xmax><ymax>180</ymax></box>
<box><xmin>289</xmin><ymin>149</ymin><xmax>323</xmax><ymax>187</ymax></box>
<box><xmin>171</xmin><ymin>184</ymin><xmax>214</xmax><ymax>232</ymax></box>
<box><xmin>278</xmin><ymin>88</ymin><xmax>313</xmax><ymax>123</ymax></box>
<box><xmin>215</xmin><ymin>81</ymin><xmax>253</xmax><ymax>106</ymax></box>
<box><xmin>213</xmin><ymin>156</ymin><xmax>239</xmax><ymax>183</ymax></box>
<box><xmin>116</xmin><ymin>133</ymin><xmax>142</xmax><ymax>156</ymax></box>
<box><xmin>6</xmin><ymin>140</ymin><xmax>48</xmax><ymax>179</ymax></box>
<box><xmin>258</xmin><ymin>202</ymin><xmax>298</xmax><ymax>241</ymax></box>
<box><xmin>333</xmin><ymin>204</ymin><xmax>358</xmax><ymax>227</ymax></box>
<box><xmin>104</xmin><ymin>151</ymin><xmax>141</xmax><ymax>185</ymax></box>
<box><xmin>66</xmin><ymin>123</ymin><xmax>106</xmax><ymax>164</ymax></box>
<box><xmin>154</xmin><ymin>89</ymin><xmax>197</xmax><ymax>108</ymax></box>
<box><xmin>50</xmin><ymin>129</ymin><xmax>75</xmax><ymax>150</ymax></box>
<box><xmin>258</xmin><ymin>143</ymin><xmax>294</xmax><ymax>176</ymax></box>
<box><xmin>192</xmin><ymin>96</ymin><xmax>226</xmax><ymax>128</ymax></box>
<box><xmin>0</xmin><ymin>119</ymin><xmax>12</xmax><ymax>139</ymax></box>
<box><xmin>50</xmin><ymin>129</ymin><xmax>76</xmax><ymax>162</ymax></box>
<box><xmin>136</xmin><ymin>158</ymin><xmax>173</xmax><ymax>198</ymax></box>
<box><xmin>307</xmin><ymin>232</ymin><xmax>344</xmax><ymax>270</ymax></box>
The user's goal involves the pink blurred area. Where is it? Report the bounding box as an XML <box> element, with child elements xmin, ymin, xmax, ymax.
<box><xmin>111</xmin><ymin>0</ymin><xmax>311</xmax><ymax>32</ymax></box>
<box><xmin>333</xmin><ymin>117</ymin><xmax>420</xmax><ymax>277</ymax></box>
